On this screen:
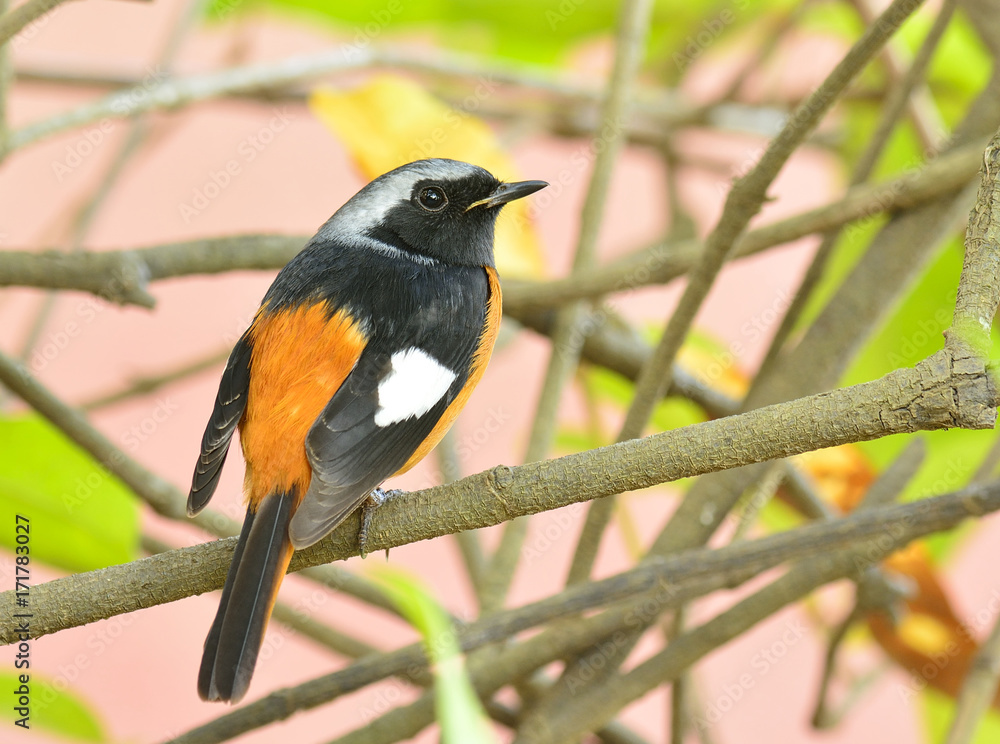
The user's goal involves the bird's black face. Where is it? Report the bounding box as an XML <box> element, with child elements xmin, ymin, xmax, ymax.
<box><xmin>377</xmin><ymin>170</ymin><xmax>508</xmax><ymax>267</ymax></box>
<box><xmin>322</xmin><ymin>159</ymin><xmax>546</xmax><ymax>269</ymax></box>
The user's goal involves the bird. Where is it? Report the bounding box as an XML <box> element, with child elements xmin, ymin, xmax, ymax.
<box><xmin>186</xmin><ymin>158</ymin><xmax>546</xmax><ymax>704</ymax></box>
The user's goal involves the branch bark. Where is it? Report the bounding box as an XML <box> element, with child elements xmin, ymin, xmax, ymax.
<box><xmin>0</xmin><ymin>0</ymin><xmax>85</xmax><ymax>49</ymax></box>
<box><xmin>0</xmin><ymin>136</ymin><xmax>983</xmax><ymax>311</ymax></box>
<box><xmin>168</xmin><ymin>480</ymin><xmax>1000</xmax><ymax>744</ymax></box>
<box><xmin>1</xmin><ymin>345</ymin><xmax>995</xmax><ymax>643</ymax></box>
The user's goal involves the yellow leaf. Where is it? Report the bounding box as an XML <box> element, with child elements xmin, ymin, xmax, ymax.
<box><xmin>309</xmin><ymin>75</ymin><xmax>546</xmax><ymax>279</ymax></box>
<box><xmin>896</xmin><ymin>613</ymin><xmax>955</xmax><ymax>658</ymax></box>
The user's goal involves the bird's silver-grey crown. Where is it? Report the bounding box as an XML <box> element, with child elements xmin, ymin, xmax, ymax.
<box><xmin>314</xmin><ymin>159</ymin><xmax>494</xmax><ymax>250</ymax></box>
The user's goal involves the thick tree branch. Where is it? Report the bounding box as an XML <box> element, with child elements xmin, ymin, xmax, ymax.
<box><xmin>0</xmin><ymin>138</ymin><xmax>983</xmax><ymax>310</ymax></box>
<box><xmin>944</xmin><ymin>606</ymin><xmax>1000</xmax><ymax>744</ymax></box>
<box><xmin>6</xmin><ymin>46</ymin><xmax>700</xmax><ymax>154</ymax></box>
<box><xmin>1</xmin><ymin>345</ymin><xmax>995</xmax><ymax>643</ymax></box>
<box><xmin>504</xmin><ymin>135</ymin><xmax>983</xmax><ymax>312</ymax></box>
<box><xmin>564</xmin><ymin>0</ymin><xmax>927</xmax><ymax>598</ymax></box>
<box><xmin>166</xmin><ymin>480</ymin><xmax>1000</xmax><ymax>744</ymax></box>
<box><xmin>0</xmin><ymin>0</ymin><xmax>85</xmax><ymax>49</ymax></box>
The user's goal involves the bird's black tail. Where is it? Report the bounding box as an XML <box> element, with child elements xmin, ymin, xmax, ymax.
<box><xmin>198</xmin><ymin>490</ymin><xmax>295</xmax><ymax>703</ymax></box>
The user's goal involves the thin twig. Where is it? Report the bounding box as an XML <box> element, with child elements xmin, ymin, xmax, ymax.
<box><xmin>757</xmin><ymin>0</ymin><xmax>956</xmax><ymax>380</ymax></box>
<box><xmin>943</xmin><ymin>609</ymin><xmax>1000</xmax><ymax>744</ymax></box>
<box><xmin>7</xmin><ymin>46</ymin><xmax>699</xmax><ymax>154</ymax></box>
<box><xmin>565</xmin><ymin>0</ymin><xmax>928</xmax><ymax>587</ymax></box>
<box><xmin>141</xmin><ymin>535</ymin><xmax>386</xmax><ymax>664</ymax></box>
<box><xmin>165</xmin><ymin>482</ymin><xmax>1000</xmax><ymax>744</ymax></box>
<box><xmin>0</xmin><ymin>0</ymin><xmax>10</xmax><ymax>158</ymax></box>
<box><xmin>0</xmin><ymin>0</ymin><xmax>84</xmax><ymax>49</ymax></box>
<box><xmin>850</xmin><ymin>0</ymin><xmax>946</xmax><ymax>151</ymax></box>
<box><xmin>810</xmin><ymin>438</ymin><xmax>926</xmax><ymax>726</ymax></box>
<box><xmin>479</xmin><ymin>0</ymin><xmax>655</xmax><ymax>613</ymax></box>
<box><xmin>80</xmin><ymin>346</ymin><xmax>232</xmax><ymax>411</ymax></box>
<box><xmin>2</xmin><ymin>344</ymin><xmax>995</xmax><ymax>643</ymax></box>
<box><xmin>514</xmin><ymin>480</ymin><xmax>988</xmax><ymax>743</ymax></box>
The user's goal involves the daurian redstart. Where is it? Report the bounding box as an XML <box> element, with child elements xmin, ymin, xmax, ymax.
<box><xmin>187</xmin><ymin>158</ymin><xmax>546</xmax><ymax>703</ymax></box>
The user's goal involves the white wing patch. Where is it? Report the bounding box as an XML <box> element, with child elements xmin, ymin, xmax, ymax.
<box><xmin>375</xmin><ymin>348</ymin><xmax>457</xmax><ymax>427</ymax></box>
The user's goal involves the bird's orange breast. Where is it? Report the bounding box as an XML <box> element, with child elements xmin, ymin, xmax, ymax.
<box><xmin>240</xmin><ymin>302</ymin><xmax>366</xmax><ymax>511</ymax></box>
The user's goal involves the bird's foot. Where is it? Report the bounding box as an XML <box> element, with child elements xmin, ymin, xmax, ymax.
<box><xmin>358</xmin><ymin>488</ymin><xmax>404</xmax><ymax>559</ymax></box>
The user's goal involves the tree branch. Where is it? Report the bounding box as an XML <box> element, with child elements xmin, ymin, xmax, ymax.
<box><xmin>500</xmin><ymin>134</ymin><xmax>984</xmax><ymax>312</ymax></box>
<box><xmin>565</xmin><ymin>0</ymin><xmax>928</xmax><ymax>593</ymax></box>
<box><xmin>944</xmin><ymin>604</ymin><xmax>1000</xmax><ymax>744</ymax></box>
<box><xmin>0</xmin><ymin>0</ymin><xmax>85</xmax><ymax>49</ymax></box>
<box><xmin>166</xmin><ymin>481</ymin><xmax>1000</xmax><ymax>744</ymax></box>
<box><xmin>0</xmin><ymin>139</ymin><xmax>983</xmax><ymax>311</ymax></box>
<box><xmin>952</xmin><ymin>128</ymin><xmax>1000</xmax><ymax>358</ymax></box>
<box><xmin>1</xmin><ymin>344</ymin><xmax>995</xmax><ymax>643</ymax></box>
<box><xmin>516</xmin><ymin>477</ymin><xmax>956</xmax><ymax>743</ymax></box>
<box><xmin>6</xmin><ymin>45</ymin><xmax>701</xmax><ymax>154</ymax></box>
<box><xmin>480</xmin><ymin>0</ymin><xmax>654</xmax><ymax>613</ymax></box>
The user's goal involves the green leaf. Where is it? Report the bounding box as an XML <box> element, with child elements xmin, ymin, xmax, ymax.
<box><xmin>826</xmin><ymin>235</ymin><xmax>1000</xmax><ymax>561</ymax></box>
<box><xmin>0</xmin><ymin>415</ymin><xmax>139</xmax><ymax>573</ymax></box>
<box><xmin>921</xmin><ymin>687</ymin><xmax>1000</xmax><ymax>744</ymax></box>
<box><xmin>205</xmin><ymin>0</ymin><xmax>770</xmax><ymax>67</ymax></box>
<box><xmin>0</xmin><ymin>672</ymin><xmax>106</xmax><ymax>742</ymax></box>
<box><xmin>370</xmin><ymin>567</ymin><xmax>495</xmax><ymax>744</ymax></box>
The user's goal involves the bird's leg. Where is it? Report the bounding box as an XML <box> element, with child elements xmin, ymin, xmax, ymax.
<box><xmin>358</xmin><ymin>487</ymin><xmax>404</xmax><ymax>558</ymax></box>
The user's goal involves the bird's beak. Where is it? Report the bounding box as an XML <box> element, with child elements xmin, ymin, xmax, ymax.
<box><xmin>466</xmin><ymin>180</ymin><xmax>548</xmax><ymax>211</ymax></box>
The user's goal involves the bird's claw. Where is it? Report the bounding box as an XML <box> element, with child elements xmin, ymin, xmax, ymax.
<box><xmin>358</xmin><ymin>487</ymin><xmax>403</xmax><ymax>559</ymax></box>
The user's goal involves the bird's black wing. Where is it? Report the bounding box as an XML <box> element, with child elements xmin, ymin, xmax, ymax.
<box><xmin>187</xmin><ymin>333</ymin><xmax>253</xmax><ymax>516</ymax></box>
<box><xmin>286</xmin><ymin>263</ymin><xmax>491</xmax><ymax>550</ymax></box>
<box><xmin>286</xmin><ymin>345</ymin><xmax>466</xmax><ymax>549</ymax></box>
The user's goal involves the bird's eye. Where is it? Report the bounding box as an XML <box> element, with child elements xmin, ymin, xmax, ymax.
<box><xmin>417</xmin><ymin>186</ymin><xmax>448</xmax><ymax>211</ymax></box>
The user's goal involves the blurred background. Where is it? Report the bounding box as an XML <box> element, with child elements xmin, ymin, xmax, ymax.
<box><xmin>2</xmin><ymin>0</ymin><xmax>1000</xmax><ymax>742</ymax></box>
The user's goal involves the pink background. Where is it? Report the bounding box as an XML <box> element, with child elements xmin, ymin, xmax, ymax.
<box><xmin>2</xmin><ymin>1</ymin><xmax>999</xmax><ymax>742</ymax></box>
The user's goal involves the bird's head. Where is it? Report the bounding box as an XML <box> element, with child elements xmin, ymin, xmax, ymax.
<box><xmin>318</xmin><ymin>159</ymin><xmax>547</xmax><ymax>268</ymax></box>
